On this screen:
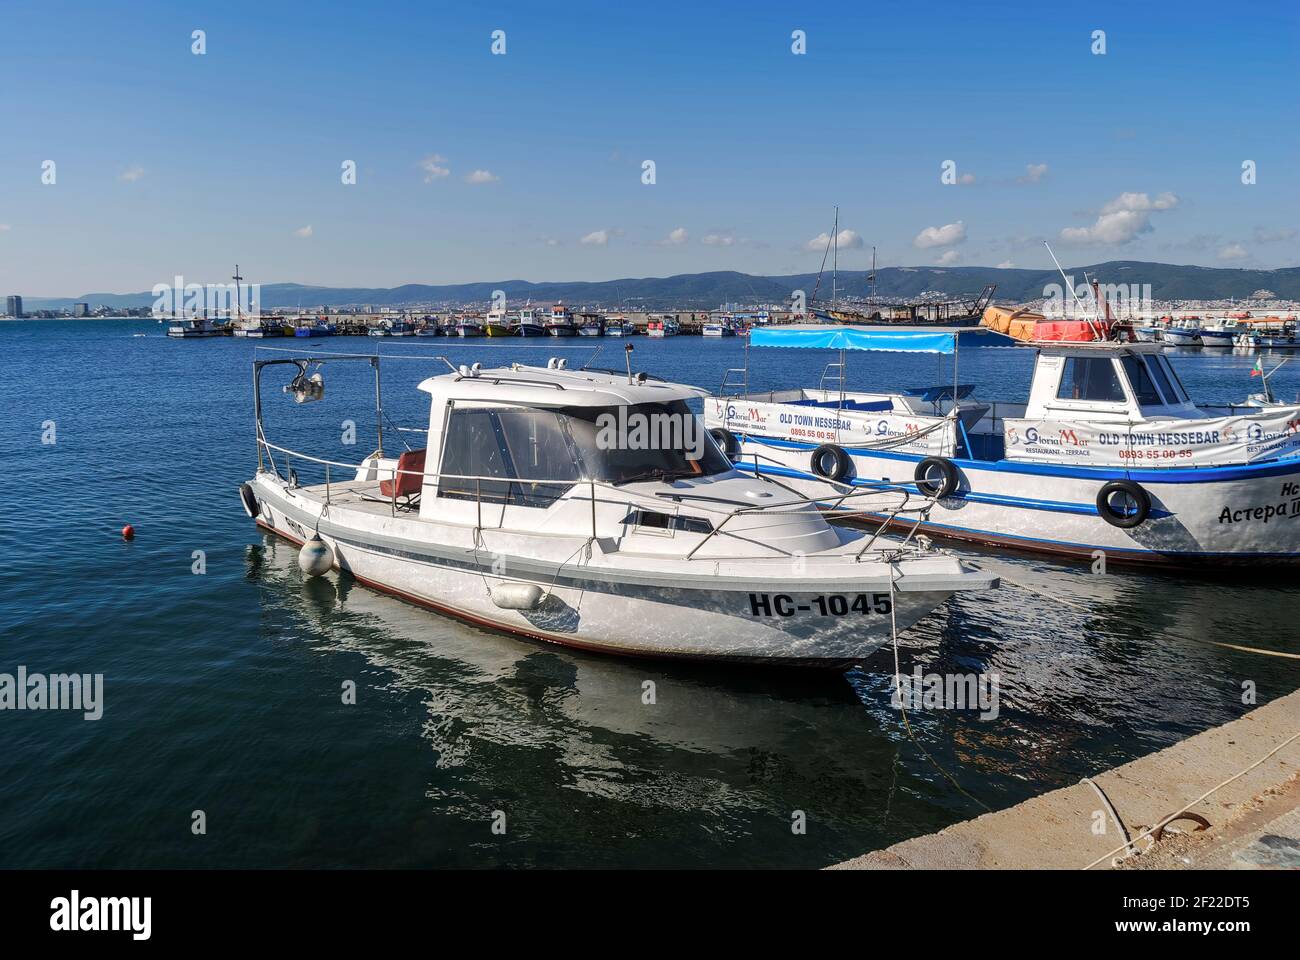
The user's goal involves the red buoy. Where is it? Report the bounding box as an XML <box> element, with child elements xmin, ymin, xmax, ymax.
<box><xmin>121</xmin><ymin>524</ymin><xmax>135</xmax><ymax>540</ymax></box>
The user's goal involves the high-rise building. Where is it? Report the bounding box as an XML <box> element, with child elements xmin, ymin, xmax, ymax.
<box><xmin>73</xmin><ymin>302</ymin><xmax>90</xmax><ymax>317</ymax></box>
<box><xmin>5</xmin><ymin>295</ymin><xmax>22</xmax><ymax>318</ymax></box>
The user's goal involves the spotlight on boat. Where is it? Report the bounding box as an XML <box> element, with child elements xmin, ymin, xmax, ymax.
<box><xmin>284</xmin><ymin>362</ymin><xmax>325</xmax><ymax>403</ymax></box>
<box><xmin>297</xmin><ymin>534</ymin><xmax>334</xmax><ymax>577</ymax></box>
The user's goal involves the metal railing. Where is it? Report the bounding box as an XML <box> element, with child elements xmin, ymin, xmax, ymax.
<box><xmin>254</xmin><ymin>434</ymin><xmax>929</xmax><ymax>564</ymax></box>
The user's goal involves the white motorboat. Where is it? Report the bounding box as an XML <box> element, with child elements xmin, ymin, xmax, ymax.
<box><xmin>705</xmin><ymin>324</ymin><xmax>1300</xmax><ymax>566</ymax></box>
<box><xmin>241</xmin><ymin>353</ymin><xmax>996</xmax><ymax>666</ymax></box>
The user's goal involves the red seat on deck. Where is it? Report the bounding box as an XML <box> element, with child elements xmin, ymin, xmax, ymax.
<box><xmin>379</xmin><ymin>449</ymin><xmax>427</xmax><ymax>501</ymax></box>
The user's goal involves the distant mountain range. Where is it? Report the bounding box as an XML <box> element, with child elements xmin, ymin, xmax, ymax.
<box><xmin>23</xmin><ymin>261</ymin><xmax>1300</xmax><ymax>311</ymax></box>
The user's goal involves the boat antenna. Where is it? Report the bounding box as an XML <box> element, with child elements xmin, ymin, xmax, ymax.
<box><xmin>1043</xmin><ymin>242</ymin><xmax>1104</xmax><ymax>339</ymax></box>
<box><xmin>869</xmin><ymin>245</ymin><xmax>877</xmax><ymax>301</ymax></box>
<box><xmin>1259</xmin><ymin>357</ymin><xmax>1288</xmax><ymax>403</ymax></box>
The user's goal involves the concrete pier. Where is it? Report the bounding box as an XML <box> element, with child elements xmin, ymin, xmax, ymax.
<box><xmin>830</xmin><ymin>688</ymin><xmax>1300</xmax><ymax>870</ymax></box>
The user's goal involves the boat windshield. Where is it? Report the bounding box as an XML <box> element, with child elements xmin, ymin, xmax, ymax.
<box><xmin>563</xmin><ymin>402</ymin><xmax>731</xmax><ymax>484</ymax></box>
<box><xmin>438</xmin><ymin>400</ymin><xmax>729</xmax><ymax>504</ymax></box>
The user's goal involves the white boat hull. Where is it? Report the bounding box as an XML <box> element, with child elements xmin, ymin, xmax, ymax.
<box><xmin>248</xmin><ymin>474</ymin><xmax>974</xmax><ymax>665</ymax></box>
<box><xmin>732</xmin><ymin>437</ymin><xmax>1300</xmax><ymax>565</ymax></box>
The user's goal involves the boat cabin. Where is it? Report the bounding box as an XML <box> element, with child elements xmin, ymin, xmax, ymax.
<box><xmin>359</xmin><ymin>362</ymin><xmax>730</xmax><ymax>524</ymax></box>
<box><xmin>1023</xmin><ymin>341</ymin><xmax>1199</xmax><ymax>423</ymax></box>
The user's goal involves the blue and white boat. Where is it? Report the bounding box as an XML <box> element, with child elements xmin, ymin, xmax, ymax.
<box><xmin>705</xmin><ymin>324</ymin><xmax>1300</xmax><ymax>566</ymax></box>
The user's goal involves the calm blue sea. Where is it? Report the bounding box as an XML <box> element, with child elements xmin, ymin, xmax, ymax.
<box><xmin>1</xmin><ymin>318</ymin><xmax>1298</xmax><ymax>868</ymax></box>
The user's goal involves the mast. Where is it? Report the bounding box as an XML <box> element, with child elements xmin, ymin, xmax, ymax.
<box><xmin>232</xmin><ymin>264</ymin><xmax>244</xmax><ymax>322</ymax></box>
<box><xmin>831</xmin><ymin>206</ymin><xmax>838</xmax><ymax>309</ymax></box>
<box><xmin>870</xmin><ymin>246</ymin><xmax>877</xmax><ymax>301</ymax></box>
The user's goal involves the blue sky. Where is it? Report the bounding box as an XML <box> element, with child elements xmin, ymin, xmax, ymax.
<box><xmin>1</xmin><ymin>0</ymin><xmax>1297</xmax><ymax>294</ymax></box>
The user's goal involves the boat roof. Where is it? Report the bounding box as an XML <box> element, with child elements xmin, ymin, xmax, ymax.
<box><xmin>417</xmin><ymin>362</ymin><xmax>709</xmax><ymax>407</ymax></box>
<box><xmin>1028</xmin><ymin>339</ymin><xmax>1168</xmax><ymax>354</ymax></box>
<box><xmin>750</xmin><ymin>324</ymin><xmax>993</xmax><ymax>354</ymax></box>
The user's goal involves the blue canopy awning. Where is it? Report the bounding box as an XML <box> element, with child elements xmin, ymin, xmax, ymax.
<box><xmin>748</xmin><ymin>325</ymin><xmax>957</xmax><ymax>354</ymax></box>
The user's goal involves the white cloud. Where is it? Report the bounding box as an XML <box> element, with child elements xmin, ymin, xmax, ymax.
<box><xmin>1059</xmin><ymin>192</ymin><xmax>1179</xmax><ymax>245</ymax></box>
<box><xmin>119</xmin><ymin>165</ymin><xmax>145</xmax><ymax>182</ymax></box>
<box><xmin>913</xmin><ymin>221</ymin><xmax>967</xmax><ymax>249</ymax></box>
<box><xmin>665</xmin><ymin>227</ymin><xmax>688</xmax><ymax>245</ymax></box>
<box><xmin>580</xmin><ymin>229</ymin><xmax>612</xmax><ymax>246</ymax></box>
<box><xmin>805</xmin><ymin>228</ymin><xmax>863</xmax><ymax>252</ymax></box>
<box><xmin>464</xmin><ymin>169</ymin><xmax>499</xmax><ymax>184</ymax></box>
<box><xmin>1218</xmin><ymin>243</ymin><xmax>1248</xmax><ymax>261</ymax></box>
<box><xmin>0</xmin><ymin>224</ymin><xmax>10</xmax><ymax>233</ymax></box>
<box><xmin>1018</xmin><ymin>163</ymin><xmax>1048</xmax><ymax>184</ymax></box>
<box><xmin>294</xmin><ymin>225</ymin><xmax>313</xmax><ymax>238</ymax></box>
<box><xmin>542</xmin><ymin>236</ymin><xmax>561</xmax><ymax>247</ymax></box>
<box><xmin>418</xmin><ymin>154</ymin><xmax>450</xmax><ymax>182</ymax></box>
<box><xmin>1254</xmin><ymin>227</ymin><xmax>1297</xmax><ymax>244</ymax></box>
<box><xmin>996</xmin><ymin>260</ymin><xmax>1015</xmax><ymax>269</ymax></box>
<box><xmin>702</xmin><ymin>232</ymin><xmax>736</xmax><ymax>247</ymax></box>
<box><xmin>935</xmin><ymin>250</ymin><xmax>962</xmax><ymax>266</ymax></box>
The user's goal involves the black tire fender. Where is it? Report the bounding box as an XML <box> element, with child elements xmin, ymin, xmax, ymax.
<box><xmin>708</xmin><ymin>427</ymin><xmax>741</xmax><ymax>460</ymax></box>
<box><xmin>1096</xmin><ymin>480</ymin><xmax>1150</xmax><ymax>528</ymax></box>
<box><xmin>914</xmin><ymin>457</ymin><xmax>959</xmax><ymax>498</ymax></box>
<box><xmin>239</xmin><ymin>482</ymin><xmax>260</xmax><ymax>519</ymax></box>
<box><xmin>810</xmin><ymin>444</ymin><xmax>853</xmax><ymax>483</ymax></box>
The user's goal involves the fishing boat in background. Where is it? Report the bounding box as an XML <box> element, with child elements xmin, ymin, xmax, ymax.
<box><xmin>166</xmin><ymin>316</ymin><xmax>227</xmax><ymax>338</ymax></box>
<box><xmin>414</xmin><ymin>318</ymin><xmax>441</xmax><ymax>337</ymax></box>
<box><xmin>702</xmin><ymin>317</ymin><xmax>736</xmax><ymax>337</ymax></box>
<box><xmin>706</xmin><ymin>320</ymin><xmax>1300</xmax><ymax>565</ymax></box>
<box><xmin>1161</xmin><ymin>318</ymin><xmax>1204</xmax><ymax>346</ymax></box>
<box><xmin>545</xmin><ymin>303</ymin><xmax>577</xmax><ymax>337</ymax></box>
<box><xmin>367</xmin><ymin>321</ymin><xmax>390</xmax><ymax>337</ymax></box>
<box><xmin>293</xmin><ymin>318</ymin><xmax>336</xmax><ymax>337</ymax></box>
<box><xmin>647</xmin><ymin>318</ymin><xmax>679</xmax><ymax>338</ymax></box>
<box><xmin>602</xmin><ymin>315</ymin><xmax>635</xmax><ymax>337</ymax></box>
<box><xmin>513</xmin><ymin>308</ymin><xmax>547</xmax><ymax>337</ymax></box>
<box><xmin>576</xmin><ymin>313</ymin><xmax>605</xmax><ymax>337</ymax></box>
<box><xmin>242</xmin><ymin>354</ymin><xmax>996</xmax><ymax>666</ymax></box>
<box><xmin>485</xmin><ymin>304</ymin><xmax>513</xmax><ymax>337</ymax></box>
<box><xmin>455</xmin><ymin>316</ymin><xmax>485</xmax><ymax>338</ymax></box>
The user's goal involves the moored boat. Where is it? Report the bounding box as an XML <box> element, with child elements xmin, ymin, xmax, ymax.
<box><xmin>242</xmin><ymin>355</ymin><xmax>996</xmax><ymax>665</ymax></box>
<box><xmin>705</xmin><ymin>324</ymin><xmax>1300</xmax><ymax>566</ymax></box>
<box><xmin>545</xmin><ymin>302</ymin><xmax>577</xmax><ymax>337</ymax></box>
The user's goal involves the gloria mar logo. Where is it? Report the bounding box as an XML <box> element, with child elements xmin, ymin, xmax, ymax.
<box><xmin>50</xmin><ymin>891</ymin><xmax>151</xmax><ymax>940</ymax></box>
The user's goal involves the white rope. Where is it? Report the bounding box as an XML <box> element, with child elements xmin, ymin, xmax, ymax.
<box><xmin>1082</xmin><ymin>727</ymin><xmax>1300</xmax><ymax>870</ymax></box>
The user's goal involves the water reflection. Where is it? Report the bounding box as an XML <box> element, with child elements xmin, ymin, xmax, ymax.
<box><xmin>251</xmin><ymin>530</ymin><xmax>1300</xmax><ymax>866</ymax></box>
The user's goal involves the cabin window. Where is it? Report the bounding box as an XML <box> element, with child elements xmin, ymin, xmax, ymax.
<box><xmin>624</xmin><ymin>509</ymin><xmax>713</xmax><ymax>535</ymax></box>
<box><xmin>438</xmin><ymin>406</ymin><xmax>578</xmax><ymax>506</ymax></box>
<box><xmin>561</xmin><ymin>402</ymin><xmax>731</xmax><ymax>484</ymax></box>
<box><xmin>1141</xmin><ymin>356</ymin><xmax>1179</xmax><ymax>406</ymax></box>
<box><xmin>1153</xmin><ymin>355</ymin><xmax>1190</xmax><ymax>403</ymax></box>
<box><xmin>1120</xmin><ymin>355</ymin><xmax>1165</xmax><ymax>407</ymax></box>
<box><xmin>1055</xmin><ymin>357</ymin><xmax>1125</xmax><ymax>404</ymax></box>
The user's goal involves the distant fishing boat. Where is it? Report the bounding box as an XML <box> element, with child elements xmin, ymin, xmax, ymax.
<box><xmin>166</xmin><ymin>316</ymin><xmax>226</xmax><ymax>338</ymax></box>
<box><xmin>647</xmin><ymin>318</ymin><xmax>679</xmax><ymax>338</ymax></box>
<box><xmin>576</xmin><ymin>314</ymin><xmax>605</xmax><ymax>337</ymax></box>
<box><xmin>702</xmin><ymin>318</ymin><xmax>736</xmax><ymax>337</ymax></box>
<box><xmin>485</xmin><ymin>305</ymin><xmax>513</xmax><ymax>337</ymax></box>
<box><xmin>603</xmin><ymin>315</ymin><xmax>634</xmax><ymax>337</ymax></box>
<box><xmin>455</xmin><ymin>317</ymin><xmax>485</xmax><ymax>338</ymax></box>
<box><xmin>513</xmin><ymin>308</ymin><xmax>547</xmax><ymax>337</ymax></box>
<box><xmin>545</xmin><ymin>302</ymin><xmax>576</xmax><ymax>337</ymax></box>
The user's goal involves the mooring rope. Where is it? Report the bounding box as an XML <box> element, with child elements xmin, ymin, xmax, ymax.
<box><xmin>1082</xmin><ymin>727</ymin><xmax>1300</xmax><ymax>870</ymax></box>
